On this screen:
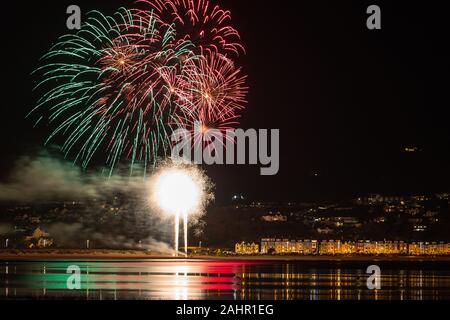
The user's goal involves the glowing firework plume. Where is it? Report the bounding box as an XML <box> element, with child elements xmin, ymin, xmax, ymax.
<box><xmin>30</xmin><ymin>1</ymin><xmax>248</xmax><ymax>175</ymax></box>
<box><xmin>149</xmin><ymin>161</ymin><xmax>213</xmax><ymax>256</ymax></box>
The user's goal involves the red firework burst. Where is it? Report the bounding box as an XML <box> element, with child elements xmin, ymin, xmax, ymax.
<box><xmin>136</xmin><ymin>0</ymin><xmax>245</xmax><ymax>56</ymax></box>
<box><xmin>172</xmin><ymin>53</ymin><xmax>248</xmax><ymax>148</ymax></box>
<box><xmin>185</xmin><ymin>53</ymin><xmax>248</xmax><ymax>119</ymax></box>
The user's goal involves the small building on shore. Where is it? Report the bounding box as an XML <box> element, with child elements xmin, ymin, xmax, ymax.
<box><xmin>235</xmin><ymin>242</ymin><xmax>259</xmax><ymax>255</ymax></box>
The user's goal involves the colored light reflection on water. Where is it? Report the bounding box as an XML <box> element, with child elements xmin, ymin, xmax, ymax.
<box><xmin>1</xmin><ymin>259</ymin><xmax>450</xmax><ymax>300</ymax></box>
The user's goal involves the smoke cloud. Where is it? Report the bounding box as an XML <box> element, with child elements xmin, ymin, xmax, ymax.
<box><xmin>0</xmin><ymin>152</ymin><xmax>213</xmax><ymax>250</ymax></box>
<box><xmin>0</xmin><ymin>151</ymin><xmax>146</xmax><ymax>203</ymax></box>
<box><xmin>46</xmin><ymin>223</ymin><xmax>174</xmax><ymax>253</ymax></box>
<box><xmin>0</xmin><ymin>223</ymin><xmax>13</xmax><ymax>235</ymax></box>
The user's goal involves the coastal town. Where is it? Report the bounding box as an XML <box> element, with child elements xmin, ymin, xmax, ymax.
<box><xmin>1</xmin><ymin>193</ymin><xmax>449</xmax><ymax>257</ymax></box>
<box><xmin>235</xmin><ymin>239</ymin><xmax>450</xmax><ymax>256</ymax></box>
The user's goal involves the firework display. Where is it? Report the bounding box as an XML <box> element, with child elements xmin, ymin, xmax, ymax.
<box><xmin>136</xmin><ymin>0</ymin><xmax>245</xmax><ymax>56</ymax></box>
<box><xmin>31</xmin><ymin>1</ymin><xmax>248</xmax><ymax>174</ymax></box>
<box><xmin>149</xmin><ymin>162</ymin><xmax>213</xmax><ymax>256</ymax></box>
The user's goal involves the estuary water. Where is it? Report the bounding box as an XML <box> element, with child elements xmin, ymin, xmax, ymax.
<box><xmin>0</xmin><ymin>259</ymin><xmax>449</xmax><ymax>300</ymax></box>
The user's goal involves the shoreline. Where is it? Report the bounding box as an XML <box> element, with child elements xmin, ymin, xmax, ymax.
<box><xmin>1</xmin><ymin>250</ymin><xmax>450</xmax><ymax>262</ymax></box>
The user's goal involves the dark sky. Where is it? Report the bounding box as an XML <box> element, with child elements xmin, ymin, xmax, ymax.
<box><xmin>0</xmin><ymin>1</ymin><xmax>447</xmax><ymax>203</ymax></box>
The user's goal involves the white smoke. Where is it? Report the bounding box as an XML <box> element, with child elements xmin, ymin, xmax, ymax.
<box><xmin>46</xmin><ymin>222</ymin><xmax>174</xmax><ymax>253</ymax></box>
<box><xmin>0</xmin><ymin>223</ymin><xmax>13</xmax><ymax>235</ymax></box>
<box><xmin>0</xmin><ymin>152</ymin><xmax>212</xmax><ymax>251</ymax></box>
<box><xmin>0</xmin><ymin>151</ymin><xmax>146</xmax><ymax>203</ymax></box>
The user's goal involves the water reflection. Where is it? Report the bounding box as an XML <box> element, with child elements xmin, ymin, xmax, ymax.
<box><xmin>0</xmin><ymin>260</ymin><xmax>449</xmax><ymax>300</ymax></box>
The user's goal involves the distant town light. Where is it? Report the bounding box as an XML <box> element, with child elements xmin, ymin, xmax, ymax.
<box><xmin>404</xmin><ymin>147</ymin><xmax>421</xmax><ymax>153</ymax></box>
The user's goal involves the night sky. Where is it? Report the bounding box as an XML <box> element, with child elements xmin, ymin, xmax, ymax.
<box><xmin>0</xmin><ymin>1</ymin><xmax>447</xmax><ymax>203</ymax></box>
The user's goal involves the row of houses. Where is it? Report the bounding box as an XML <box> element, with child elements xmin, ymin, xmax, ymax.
<box><xmin>235</xmin><ymin>239</ymin><xmax>450</xmax><ymax>256</ymax></box>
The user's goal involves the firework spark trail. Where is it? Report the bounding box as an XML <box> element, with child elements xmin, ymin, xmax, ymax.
<box><xmin>175</xmin><ymin>212</ymin><xmax>180</xmax><ymax>254</ymax></box>
<box><xmin>31</xmin><ymin>8</ymin><xmax>196</xmax><ymax>175</ymax></box>
<box><xmin>136</xmin><ymin>0</ymin><xmax>245</xmax><ymax>57</ymax></box>
<box><xmin>31</xmin><ymin>1</ymin><xmax>248</xmax><ymax>175</ymax></box>
<box><xmin>184</xmin><ymin>53</ymin><xmax>248</xmax><ymax>123</ymax></box>
<box><xmin>184</xmin><ymin>211</ymin><xmax>188</xmax><ymax>256</ymax></box>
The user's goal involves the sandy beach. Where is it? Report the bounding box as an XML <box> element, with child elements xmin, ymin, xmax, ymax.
<box><xmin>1</xmin><ymin>249</ymin><xmax>450</xmax><ymax>262</ymax></box>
